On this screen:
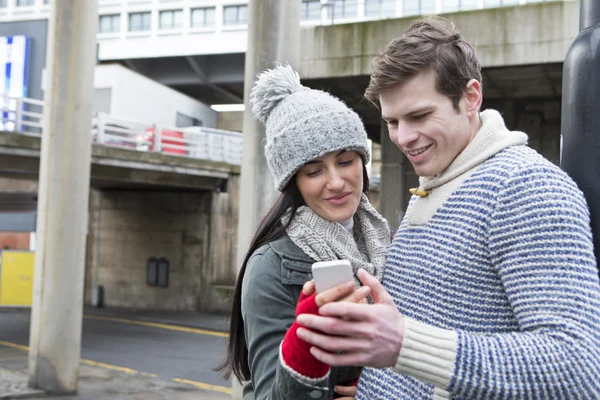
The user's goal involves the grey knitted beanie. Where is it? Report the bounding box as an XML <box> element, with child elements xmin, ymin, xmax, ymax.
<box><xmin>250</xmin><ymin>64</ymin><xmax>371</xmax><ymax>191</ymax></box>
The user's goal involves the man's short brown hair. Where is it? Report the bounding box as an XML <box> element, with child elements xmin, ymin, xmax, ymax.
<box><xmin>365</xmin><ymin>17</ymin><xmax>482</xmax><ymax>110</ymax></box>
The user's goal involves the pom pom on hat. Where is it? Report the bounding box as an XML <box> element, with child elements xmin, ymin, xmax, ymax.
<box><xmin>250</xmin><ymin>64</ymin><xmax>305</xmax><ymax>124</ymax></box>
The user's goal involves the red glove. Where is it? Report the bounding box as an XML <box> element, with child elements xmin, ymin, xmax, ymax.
<box><xmin>281</xmin><ymin>292</ymin><xmax>330</xmax><ymax>378</ymax></box>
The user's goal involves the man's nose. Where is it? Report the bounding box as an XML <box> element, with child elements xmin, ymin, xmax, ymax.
<box><xmin>391</xmin><ymin>122</ymin><xmax>418</xmax><ymax>149</ymax></box>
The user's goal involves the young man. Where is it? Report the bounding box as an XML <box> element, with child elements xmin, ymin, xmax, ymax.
<box><xmin>295</xmin><ymin>17</ymin><xmax>600</xmax><ymax>399</ymax></box>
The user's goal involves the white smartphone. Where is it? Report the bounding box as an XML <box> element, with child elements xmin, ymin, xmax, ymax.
<box><xmin>311</xmin><ymin>260</ymin><xmax>354</xmax><ymax>293</ymax></box>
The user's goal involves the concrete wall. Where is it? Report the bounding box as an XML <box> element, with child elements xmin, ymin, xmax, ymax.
<box><xmin>94</xmin><ymin>63</ymin><xmax>218</xmax><ymax>128</ymax></box>
<box><xmin>84</xmin><ymin>181</ymin><xmax>241</xmax><ymax>313</ymax></box>
<box><xmin>202</xmin><ymin>175</ymin><xmax>240</xmax><ymax>313</ymax></box>
<box><xmin>299</xmin><ymin>1</ymin><xmax>579</xmax><ymax>79</ymax></box>
<box><xmin>0</xmin><ymin>178</ymin><xmax>38</xmax><ymax>234</ymax></box>
<box><xmin>85</xmin><ymin>189</ymin><xmax>213</xmax><ymax>311</ymax></box>
<box><xmin>0</xmin><ymin>19</ymin><xmax>47</xmax><ymax>100</ymax></box>
<box><xmin>216</xmin><ymin>111</ymin><xmax>244</xmax><ymax>132</ymax></box>
<box><xmin>485</xmin><ymin>98</ymin><xmax>562</xmax><ymax>164</ymax></box>
<box><xmin>0</xmin><ymin>177</ymin><xmax>38</xmax><ymax>193</ymax></box>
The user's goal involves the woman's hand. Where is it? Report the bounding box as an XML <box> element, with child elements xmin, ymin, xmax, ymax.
<box><xmin>334</xmin><ymin>384</ymin><xmax>358</xmax><ymax>399</ymax></box>
<box><xmin>302</xmin><ymin>279</ymin><xmax>370</xmax><ymax>307</ymax></box>
<box><xmin>296</xmin><ymin>269</ymin><xmax>404</xmax><ymax>369</ymax></box>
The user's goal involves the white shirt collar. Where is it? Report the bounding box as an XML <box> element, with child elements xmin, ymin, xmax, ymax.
<box><xmin>339</xmin><ymin>217</ymin><xmax>354</xmax><ymax>233</ymax></box>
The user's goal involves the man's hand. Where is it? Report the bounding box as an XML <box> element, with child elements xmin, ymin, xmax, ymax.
<box><xmin>296</xmin><ymin>269</ymin><xmax>404</xmax><ymax>368</ymax></box>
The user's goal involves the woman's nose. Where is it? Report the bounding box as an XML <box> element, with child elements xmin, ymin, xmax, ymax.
<box><xmin>326</xmin><ymin>170</ymin><xmax>345</xmax><ymax>191</ymax></box>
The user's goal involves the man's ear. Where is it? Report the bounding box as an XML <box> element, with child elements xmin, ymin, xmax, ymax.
<box><xmin>464</xmin><ymin>79</ymin><xmax>482</xmax><ymax>117</ymax></box>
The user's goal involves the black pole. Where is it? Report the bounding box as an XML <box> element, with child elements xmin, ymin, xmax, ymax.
<box><xmin>579</xmin><ymin>0</ymin><xmax>600</xmax><ymax>30</ymax></box>
<box><xmin>561</xmin><ymin>0</ymin><xmax>600</xmax><ymax>270</ymax></box>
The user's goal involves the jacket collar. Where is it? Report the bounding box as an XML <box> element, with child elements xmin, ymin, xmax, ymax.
<box><xmin>270</xmin><ymin>234</ymin><xmax>314</xmax><ymax>264</ymax></box>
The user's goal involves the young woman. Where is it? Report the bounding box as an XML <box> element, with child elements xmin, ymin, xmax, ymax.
<box><xmin>217</xmin><ymin>65</ymin><xmax>391</xmax><ymax>400</ymax></box>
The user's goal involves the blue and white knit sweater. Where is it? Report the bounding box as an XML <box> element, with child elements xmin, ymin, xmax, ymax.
<box><xmin>356</xmin><ymin>110</ymin><xmax>600</xmax><ymax>399</ymax></box>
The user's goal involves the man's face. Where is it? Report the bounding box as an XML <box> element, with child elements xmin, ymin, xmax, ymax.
<box><xmin>380</xmin><ymin>71</ymin><xmax>479</xmax><ymax>177</ymax></box>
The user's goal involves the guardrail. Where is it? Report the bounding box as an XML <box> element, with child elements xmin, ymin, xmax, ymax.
<box><xmin>0</xmin><ymin>94</ymin><xmax>44</xmax><ymax>134</ymax></box>
<box><xmin>1</xmin><ymin>95</ymin><xmax>244</xmax><ymax>166</ymax></box>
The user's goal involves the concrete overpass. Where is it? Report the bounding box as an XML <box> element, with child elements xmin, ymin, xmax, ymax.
<box><xmin>299</xmin><ymin>0</ymin><xmax>574</xmax><ymax>137</ymax></box>
<box><xmin>0</xmin><ymin>131</ymin><xmax>240</xmax><ymax>313</ymax></box>
<box><xmin>0</xmin><ymin>131</ymin><xmax>237</xmax><ymax>190</ymax></box>
<box><xmin>106</xmin><ymin>1</ymin><xmax>577</xmax><ymax>140</ymax></box>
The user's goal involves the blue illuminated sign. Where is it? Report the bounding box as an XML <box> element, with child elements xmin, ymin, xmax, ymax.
<box><xmin>0</xmin><ymin>36</ymin><xmax>30</xmax><ymax>131</ymax></box>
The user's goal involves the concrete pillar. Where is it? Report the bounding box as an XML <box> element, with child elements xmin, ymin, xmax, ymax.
<box><xmin>395</xmin><ymin>0</ymin><xmax>404</xmax><ymax>17</ymax></box>
<box><xmin>28</xmin><ymin>0</ymin><xmax>97</xmax><ymax>394</ymax></box>
<box><xmin>357</xmin><ymin>0</ymin><xmax>366</xmax><ymax>19</ymax></box>
<box><xmin>233</xmin><ymin>1</ymin><xmax>300</xmax><ymax>398</ymax></box>
<box><xmin>379</xmin><ymin>123</ymin><xmax>407</xmax><ymax>233</ymax></box>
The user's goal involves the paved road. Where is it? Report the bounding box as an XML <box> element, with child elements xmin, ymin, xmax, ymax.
<box><xmin>0</xmin><ymin>310</ymin><xmax>230</xmax><ymax>393</ymax></box>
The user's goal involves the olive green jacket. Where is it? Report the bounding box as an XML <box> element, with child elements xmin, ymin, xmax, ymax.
<box><xmin>241</xmin><ymin>234</ymin><xmax>360</xmax><ymax>400</ymax></box>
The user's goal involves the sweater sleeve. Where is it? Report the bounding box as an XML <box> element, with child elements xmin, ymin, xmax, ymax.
<box><xmin>394</xmin><ymin>163</ymin><xmax>600</xmax><ymax>398</ymax></box>
<box><xmin>241</xmin><ymin>247</ymin><xmax>330</xmax><ymax>400</ymax></box>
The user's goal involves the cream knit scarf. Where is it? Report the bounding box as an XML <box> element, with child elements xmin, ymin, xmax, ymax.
<box><xmin>284</xmin><ymin>194</ymin><xmax>391</xmax><ymax>282</ymax></box>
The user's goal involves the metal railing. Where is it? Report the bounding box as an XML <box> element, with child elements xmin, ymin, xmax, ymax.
<box><xmin>2</xmin><ymin>95</ymin><xmax>244</xmax><ymax>166</ymax></box>
<box><xmin>305</xmin><ymin>0</ymin><xmax>557</xmax><ymax>25</ymax></box>
<box><xmin>0</xmin><ymin>94</ymin><xmax>44</xmax><ymax>135</ymax></box>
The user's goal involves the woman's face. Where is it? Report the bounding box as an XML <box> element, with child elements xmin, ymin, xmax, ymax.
<box><xmin>295</xmin><ymin>150</ymin><xmax>364</xmax><ymax>223</ymax></box>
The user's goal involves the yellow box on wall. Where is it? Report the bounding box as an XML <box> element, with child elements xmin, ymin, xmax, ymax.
<box><xmin>0</xmin><ymin>250</ymin><xmax>35</xmax><ymax>306</ymax></box>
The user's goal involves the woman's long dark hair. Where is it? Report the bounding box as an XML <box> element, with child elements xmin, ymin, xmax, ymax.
<box><xmin>216</xmin><ymin>163</ymin><xmax>370</xmax><ymax>382</ymax></box>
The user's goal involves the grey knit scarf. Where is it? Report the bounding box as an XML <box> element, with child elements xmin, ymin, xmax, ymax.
<box><xmin>284</xmin><ymin>194</ymin><xmax>391</xmax><ymax>282</ymax></box>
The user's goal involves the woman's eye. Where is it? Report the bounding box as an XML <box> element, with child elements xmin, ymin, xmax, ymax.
<box><xmin>306</xmin><ymin>170</ymin><xmax>321</xmax><ymax>177</ymax></box>
<box><xmin>338</xmin><ymin>159</ymin><xmax>354</xmax><ymax>166</ymax></box>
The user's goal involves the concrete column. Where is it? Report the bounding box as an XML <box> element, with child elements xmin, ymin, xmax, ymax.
<box><xmin>435</xmin><ymin>0</ymin><xmax>444</xmax><ymax>15</ymax></box>
<box><xmin>233</xmin><ymin>1</ymin><xmax>300</xmax><ymax>398</ymax></box>
<box><xmin>379</xmin><ymin>123</ymin><xmax>407</xmax><ymax>233</ymax></box>
<box><xmin>28</xmin><ymin>0</ymin><xmax>97</xmax><ymax>394</ymax></box>
<box><xmin>396</xmin><ymin>0</ymin><xmax>404</xmax><ymax>16</ymax></box>
<box><xmin>321</xmin><ymin>1</ymin><xmax>336</xmax><ymax>25</ymax></box>
<box><xmin>357</xmin><ymin>0</ymin><xmax>366</xmax><ymax>18</ymax></box>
